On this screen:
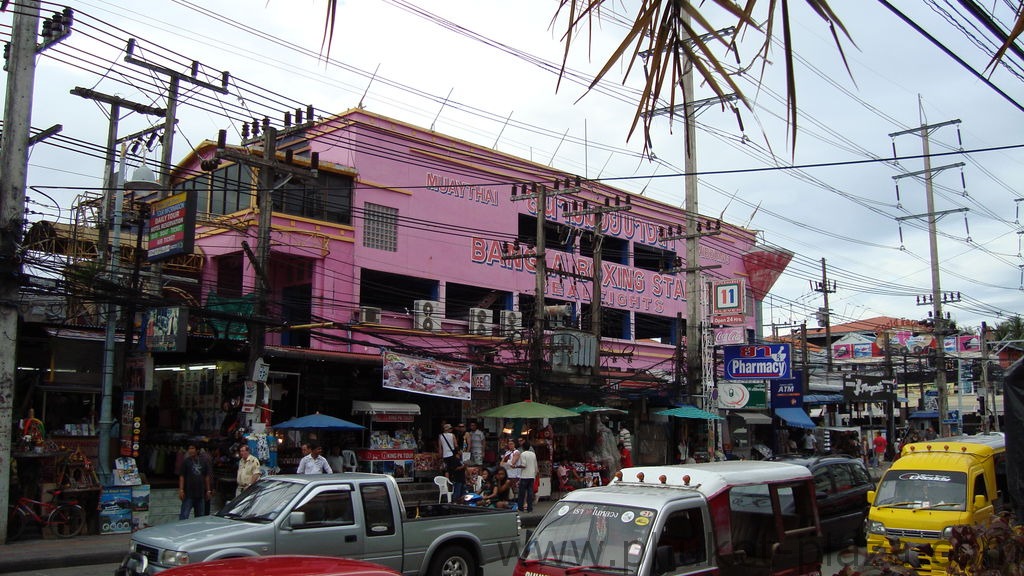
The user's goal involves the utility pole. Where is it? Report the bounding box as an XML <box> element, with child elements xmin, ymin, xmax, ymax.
<box><xmin>811</xmin><ymin>258</ymin><xmax>837</xmax><ymax>373</ymax></box>
<box><xmin>641</xmin><ymin>21</ymin><xmax>737</xmax><ymax>410</ymax></box>
<box><xmin>211</xmin><ymin>128</ymin><xmax>319</xmax><ymax>398</ymax></box>
<box><xmin>1</xmin><ymin>0</ymin><xmax>72</xmax><ymax>542</ymax></box>
<box><xmin>562</xmin><ymin>193</ymin><xmax>632</xmax><ymax>385</ymax></box>
<box><xmin>508</xmin><ymin>179</ymin><xmax>576</xmax><ymax>400</ymax></box>
<box><xmin>124</xmin><ymin>38</ymin><xmax>229</xmax><ymax>189</ymax></box>
<box><xmin>980</xmin><ymin>321</ymin><xmax>996</xmax><ymax>432</ymax></box>
<box><xmin>69</xmin><ymin>88</ymin><xmax>165</xmax><ymax>481</ymax></box>
<box><xmin>890</xmin><ymin>106</ymin><xmax>965</xmax><ymax>437</ymax></box>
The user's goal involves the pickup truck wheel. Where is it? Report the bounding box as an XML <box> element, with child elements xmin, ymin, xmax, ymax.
<box><xmin>430</xmin><ymin>545</ymin><xmax>476</xmax><ymax>576</ymax></box>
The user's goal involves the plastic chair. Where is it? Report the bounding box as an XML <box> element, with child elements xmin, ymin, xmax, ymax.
<box><xmin>341</xmin><ymin>450</ymin><xmax>358</xmax><ymax>472</ymax></box>
<box><xmin>434</xmin><ymin>475</ymin><xmax>454</xmax><ymax>503</ymax></box>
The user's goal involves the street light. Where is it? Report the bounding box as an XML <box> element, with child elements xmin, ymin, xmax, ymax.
<box><xmin>98</xmin><ymin>158</ymin><xmax>159</xmax><ymax>482</ymax></box>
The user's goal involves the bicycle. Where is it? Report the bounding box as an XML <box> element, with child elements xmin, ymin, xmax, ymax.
<box><xmin>6</xmin><ymin>489</ymin><xmax>86</xmax><ymax>541</ymax></box>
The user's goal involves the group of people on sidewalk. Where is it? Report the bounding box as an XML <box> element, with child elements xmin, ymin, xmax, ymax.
<box><xmin>438</xmin><ymin>422</ymin><xmax>538</xmax><ymax>512</ymax></box>
<box><xmin>179</xmin><ymin>438</ymin><xmax>341</xmax><ymax>520</ymax></box>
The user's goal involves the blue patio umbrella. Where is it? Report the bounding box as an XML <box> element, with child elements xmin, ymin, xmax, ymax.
<box><xmin>273</xmin><ymin>412</ymin><xmax>365</xmax><ymax>431</ymax></box>
<box><xmin>655</xmin><ymin>405</ymin><xmax>723</xmax><ymax>420</ymax></box>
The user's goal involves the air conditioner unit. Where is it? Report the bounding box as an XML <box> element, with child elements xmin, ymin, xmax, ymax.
<box><xmin>499</xmin><ymin>310</ymin><xmax>523</xmax><ymax>336</ymax></box>
<box><xmin>357</xmin><ymin>306</ymin><xmax>381</xmax><ymax>324</ymax></box>
<box><xmin>468</xmin><ymin>308</ymin><xmax>493</xmax><ymax>336</ymax></box>
<box><xmin>413</xmin><ymin>300</ymin><xmax>443</xmax><ymax>331</ymax></box>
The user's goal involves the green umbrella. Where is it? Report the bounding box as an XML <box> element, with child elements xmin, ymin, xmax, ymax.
<box><xmin>478</xmin><ymin>400</ymin><xmax>580</xmax><ymax>419</ymax></box>
<box><xmin>656</xmin><ymin>405</ymin><xmax>724</xmax><ymax>420</ymax></box>
<box><xmin>569</xmin><ymin>403</ymin><xmax>627</xmax><ymax>415</ymax></box>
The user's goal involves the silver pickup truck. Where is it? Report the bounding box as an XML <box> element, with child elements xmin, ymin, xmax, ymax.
<box><xmin>123</xmin><ymin>473</ymin><xmax>520</xmax><ymax>576</ymax></box>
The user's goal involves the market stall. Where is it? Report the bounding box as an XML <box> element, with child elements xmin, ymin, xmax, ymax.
<box><xmin>351</xmin><ymin>400</ymin><xmax>423</xmax><ymax>481</ymax></box>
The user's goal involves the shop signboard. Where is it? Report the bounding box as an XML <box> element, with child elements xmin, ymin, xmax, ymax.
<box><xmin>147</xmin><ymin>190</ymin><xmax>196</xmax><ymax>262</ymax></box>
<box><xmin>959</xmin><ymin>362</ymin><xmax>975</xmax><ymax>395</ymax></box>
<box><xmin>842</xmin><ymin>374</ymin><xmax>896</xmax><ymax>402</ymax></box>
<box><xmin>770</xmin><ymin>374</ymin><xmax>804</xmax><ymax>408</ymax></box>
<box><xmin>383</xmin><ymin>351</ymin><xmax>472</xmax><ymax>400</ymax></box>
<box><xmin>717</xmin><ymin>381</ymin><xmax>767</xmax><ymax>409</ymax></box>
<box><xmin>722</xmin><ymin>344</ymin><xmax>792</xmax><ymax>380</ymax></box>
<box><xmin>713</xmin><ymin>326</ymin><xmax>746</xmax><ymax>345</ymax></box>
<box><xmin>145</xmin><ymin>306</ymin><xmax>189</xmax><ymax>352</ymax></box>
<box><xmin>711</xmin><ymin>279</ymin><xmax>746</xmax><ymax>315</ymax></box>
<box><xmin>712</xmin><ymin>314</ymin><xmax>745</xmax><ymax>326</ymax></box>
<box><xmin>472</xmin><ymin>373</ymin><xmax>492</xmax><ymax>391</ymax></box>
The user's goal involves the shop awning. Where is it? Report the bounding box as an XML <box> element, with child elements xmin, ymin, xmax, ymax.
<box><xmin>352</xmin><ymin>400</ymin><xmax>421</xmax><ymax>415</ymax></box>
<box><xmin>910</xmin><ymin>410</ymin><xmax>939</xmax><ymax>419</ymax></box>
<box><xmin>656</xmin><ymin>405</ymin><xmax>724</xmax><ymax>420</ymax></box>
<box><xmin>804</xmin><ymin>393</ymin><xmax>844</xmax><ymax>404</ymax></box>
<box><xmin>775</xmin><ymin>407</ymin><xmax>816</xmax><ymax>429</ymax></box>
<box><xmin>729</xmin><ymin>411</ymin><xmax>773</xmax><ymax>425</ymax></box>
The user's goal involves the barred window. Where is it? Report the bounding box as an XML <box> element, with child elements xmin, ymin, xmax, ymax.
<box><xmin>363</xmin><ymin>203</ymin><xmax>398</xmax><ymax>251</ymax></box>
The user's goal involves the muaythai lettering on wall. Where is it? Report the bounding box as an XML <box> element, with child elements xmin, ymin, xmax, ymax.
<box><xmin>425</xmin><ymin>172</ymin><xmax>500</xmax><ymax>206</ymax></box>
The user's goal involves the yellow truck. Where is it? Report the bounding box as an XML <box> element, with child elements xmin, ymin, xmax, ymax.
<box><xmin>865</xmin><ymin>432</ymin><xmax>1006</xmax><ymax>574</ymax></box>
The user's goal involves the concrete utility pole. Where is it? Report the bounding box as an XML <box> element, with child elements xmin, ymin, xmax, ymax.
<box><xmin>811</xmin><ymin>258</ymin><xmax>836</xmax><ymax>373</ymax></box>
<box><xmin>69</xmin><ymin>88</ymin><xmax>165</xmax><ymax>481</ymax></box>
<box><xmin>890</xmin><ymin>106</ymin><xmax>965</xmax><ymax>437</ymax></box>
<box><xmin>643</xmin><ymin>32</ymin><xmax>736</xmax><ymax>407</ymax></box>
<box><xmin>212</xmin><ymin>128</ymin><xmax>319</xmax><ymax>393</ymax></box>
<box><xmin>562</xmin><ymin>192</ymin><xmax>632</xmax><ymax>385</ymax></box>
<box><xmin>1</xmin><ymin>0</ymin><xmax>41</xmax><ymax>542</ymax></box>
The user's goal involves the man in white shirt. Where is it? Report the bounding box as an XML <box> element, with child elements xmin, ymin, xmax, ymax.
<box><xmin>516</xmin><ymin>440</ymin><xmax>538</xmax><ymax>512</ymax></box>
<box><xmin>465</xmin><ymin>421</ymin><xmax>486</xmax><ymax>466</ymax></box>
<box><xmin>296</xmin><ymin>443</ymin><xmax>333</xmax><ymax>474</ymax></box>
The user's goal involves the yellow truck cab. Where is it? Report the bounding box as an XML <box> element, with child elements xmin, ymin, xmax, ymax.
<box><xmin>865</xmin><ymin>432</ymin><xmax>1006</xmax><ymax>574</ymax></box>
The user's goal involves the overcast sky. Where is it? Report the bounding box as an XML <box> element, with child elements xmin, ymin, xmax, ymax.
<box><xmin>7</xmin><ymin>0</ymin><xmax>1024</xmax><ymax>335</ymax></box>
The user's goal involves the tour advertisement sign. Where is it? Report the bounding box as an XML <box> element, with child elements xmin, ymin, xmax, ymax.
<box><xmin>722</xmin><ymin>344</ymin><xmax>792</xmax><ymax>380</ymax></box>
<box><xmin>383</xmin><ymin>351</ymin><xmax>472</xmax><ymax>401</ymax></box>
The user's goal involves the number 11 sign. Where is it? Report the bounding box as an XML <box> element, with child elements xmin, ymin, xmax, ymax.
<box><xmin>712</xmin><ymin>279</ymin><xmax>746</xmax><ymax>315</ymax></box>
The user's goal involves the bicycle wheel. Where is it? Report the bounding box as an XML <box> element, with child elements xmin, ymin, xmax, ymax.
<box><xmin>48</xmin><ymin>504</ymin><xmax>86</xmax><ymax>538</ymax></box>
<box><xmin>6</xmin><ymin>506</ymin><xmax>28</xmax><ymax>542</ymax></box>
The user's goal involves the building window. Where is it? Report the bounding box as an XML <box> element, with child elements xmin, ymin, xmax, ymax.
<box><xmin>273</xmin><ymin>171</ymin><xmax>353</xmax><ymax>225</ymax></box>
<box><xmin>363</xmin><ymin>203</ymin><xmax>398</xmax><ymax>252</ymax></box>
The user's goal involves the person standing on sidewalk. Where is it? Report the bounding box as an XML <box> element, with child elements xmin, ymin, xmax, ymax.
<box><xmin>466</xmin><ymin>421</ymin><xmax>486</xmax><ymax>466</ymax></box>
<box><xmin>872</xmin><ymin>434</ymin><xmax>888</xmax><ymax>467</ymax></box>
<box><xmin>296</xmin><ymin>443</ymin><xmax>333</xmax><ymax>474</ymax></box>
<box><xmin>178</xmin><ymin>443</ymin><xmax>212</xmax><ymax>519</ymax></box>
<box><xmin>235</xmin><ymin>444</ymin><xmax>261</xmax><ymax>495</ymax></box>
<box><xmin>516</xmin><ymin>439</ymin><xmax>538</xmax><ymax>513</ymax></box>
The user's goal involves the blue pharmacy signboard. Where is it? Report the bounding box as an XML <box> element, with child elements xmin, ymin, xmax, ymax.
<box><xmin>723</xmin><ymin>344</ymin><xmax>793</xmax><ymax>381</ymax></box>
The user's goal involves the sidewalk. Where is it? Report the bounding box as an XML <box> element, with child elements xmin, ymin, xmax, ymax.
<box><xmin>0</xmin><ymin>501</ymin><xmax>556</xmax><ymax>573</ymax></box>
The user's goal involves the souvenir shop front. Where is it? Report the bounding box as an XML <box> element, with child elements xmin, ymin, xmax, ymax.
<box><xmin>351</xmin><ymin>400</ymin><xmax>424</xmax><ymax>481</ymax></box>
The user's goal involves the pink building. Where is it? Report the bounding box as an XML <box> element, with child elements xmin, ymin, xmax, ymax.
<box><xmin>165</xmin><ymin>108</ymin><xmax>789</xmax><ymax>439</ymax></box>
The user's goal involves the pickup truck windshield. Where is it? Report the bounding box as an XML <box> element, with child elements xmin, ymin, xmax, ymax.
<box><xmin>217</xmin><ymin>480</ymin><xmax>305</xmax><ymax>521</ymax></box>
<box><xmin>522</xmin><ymin>502</ymin><xmax>655</xmax><ymax>575</ymax></box>
<box><xmin>874</xmin><ymin>470</ymin><xmax>967</xmax><ymax>510</ymax></box>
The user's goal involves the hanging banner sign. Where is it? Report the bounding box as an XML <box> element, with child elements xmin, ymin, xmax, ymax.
<box><xmin>383</xmin><ymin>351</ymin><xmax>472</xmax><ymax>401</ymax></box>
<box><xmin>242</xmin><ymin>381</ymin><xmax>257</xmax><ymax>413</ymax></box>
<box><xmin>723</xmin><ymin>344</ymin><xmax>792</xmax><ymax>380</ymax></box>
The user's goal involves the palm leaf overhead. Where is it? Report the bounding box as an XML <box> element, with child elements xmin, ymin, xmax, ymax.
<box><xmin>312</xmin><ymin>1</ymin><xmax>1023</xmax><ymax>151</ymax></box>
